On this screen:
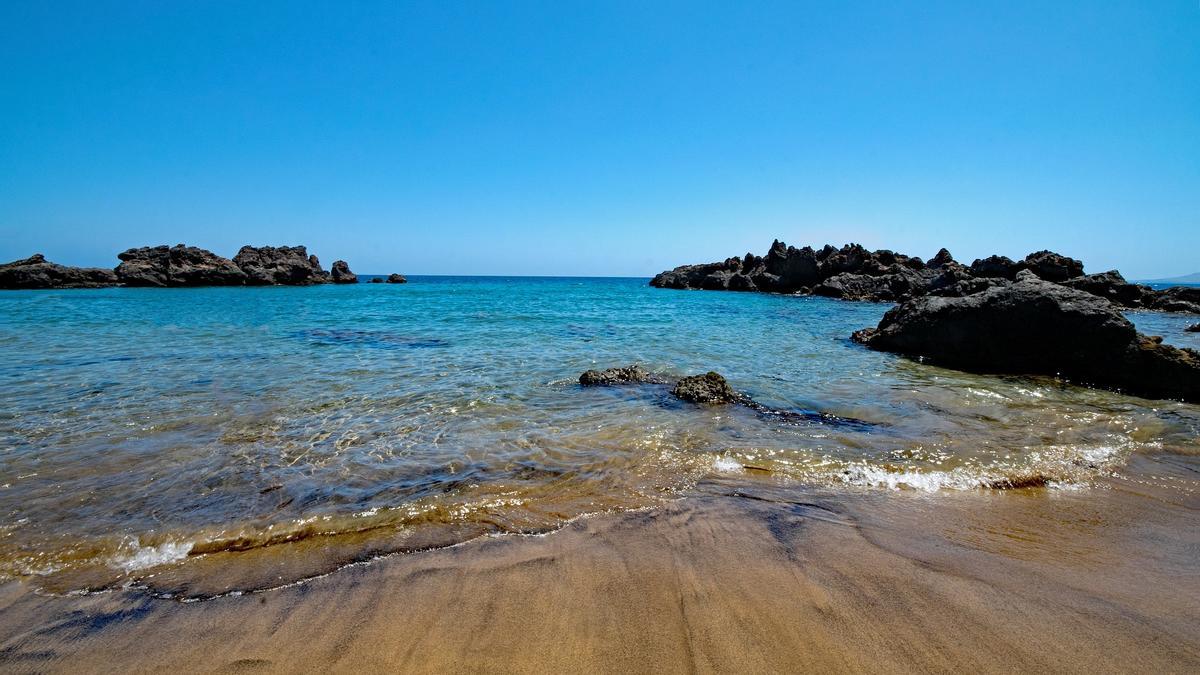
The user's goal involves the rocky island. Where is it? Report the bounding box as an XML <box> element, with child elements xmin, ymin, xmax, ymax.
<box><xmin>0</xmin><ymin>244</ymin><xmax>365</xmax><ymax>289</ymax></box>
<box><xmin>652</xmin><ymin>240</ymin><xmax>1200</xmax><ymax>313</ymax></box>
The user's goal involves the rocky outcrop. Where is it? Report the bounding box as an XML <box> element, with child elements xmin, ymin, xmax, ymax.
<box><xmin>233</xmin><ymin>245</ymin><xmax>328</xmax><ymax>285</ymax></box>
<box><xmin>5</xmin><ymin>244</ymin><xmax>360</xmax><ymax>289</ymax></box>
<box><xmin>852</xmin><ymin>274</ymin><xmax>1200</xmax><ymax>402</ymax></box>
<box><xmin>116</xmin><ymin>245</ymin><xmax>247</xmax><ymax>287</ymax></box>
<box><xmin>1060</xmin><ymin>271</ymin><xmax>1151</xmax><ymax>308</ymax></box>
<box><xmin>370</xmin><ymin>277</ymin><xmax>384</xmax><ymax>283</ymax></box>
<box><xmin>386</xmin><ymin>274</ymin><xmax>408</xmax><ymax>284</ymax></box>
<box><xmin>330</xmin><ymin>260</ymin><xmax>358</xmax><ymax>284</ymax></box>
<box><xmin>652</xmin><ymin>240</ymin><xmax>1197</xmax><ymax>313</ymax></box>
<box><xmin>1023</xmin><ymin>250</ymin><xmax>1083</xmax><ymax>282</ymax></box>
<box><xmin>671</xmin><ymin>372</ymin><xmax>740</xmax><ymax>404</ymax></box>
<box><xmin>0</xmin><ymin>254</ymin><xmax>117</xmax><ymax>289</ymax></box>
<box><xmin>1148</xmin><ymin>286</ymin><xmax>1200</xmax><ymax>314</ymax></box>
<box><xmin>579</xmin><ymin>365</ymin><xmax>665</xmax><ymax>386</ymax></box>
<box><xmin>1187</xmin><ymin>324</ymin><xmax>1200</xmax><ymax>333</ymax></box>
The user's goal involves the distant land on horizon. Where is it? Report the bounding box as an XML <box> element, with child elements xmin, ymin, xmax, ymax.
<box><xmin>1138</xmin><ymin>272</ymin><xmax>1200</xmax><ymax>285</ymax></box>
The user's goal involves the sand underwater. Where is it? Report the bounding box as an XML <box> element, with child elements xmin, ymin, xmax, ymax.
<box><xmin>1</xmin><ymin>277</ymin><xmax>1198</xmax><ymax>672</ymax></box>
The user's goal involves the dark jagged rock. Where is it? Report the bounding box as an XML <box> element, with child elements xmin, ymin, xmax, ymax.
<box><xmin>0</xmin><ymin>254</ymin><xmax>117</xmax><ymax>289</ymax></box>
<box><xmin>579</xmin><ymin>365</ymin><xmax>665</xmax><ymax>386</ymax></box>
<box><xmin>969</xmin><ymin>255</ymin><xmax>1022</xmax><ymax>279</ymax></box>
<box><xmin>853</xmin><ymin>274</ymin><xmax>1200</xmax><ymax>402</ymax></box>
<box><xmin>671</xmin><ymin>372</ymin><xmax>740</xmax><ymax>404</ymax></box>
<box><xmin>1147</xmin><ymin>287</ymin><xmax>1200</xmax><ymax>314</ymax></box>
<box><xmin>650</xmin><ymin>240</ymin><xmax>1198</xmax><ymax>314</ymax></box>
<box><xmin>1060</xmin><ymin>271</ymin><xmax>1151</xmax><ymax>308</ymax></box>
<box><xmin>386</xmin><ymin>274</ymin><xmax>408</xmax><ymax>284</ymax></box>
<box><xmin>370</xmin><ymin>277</ymin><xmax>384</xmax><ymax>283</ymax></box>
<box><xmin>116</xmin><ymin>245</ymin><xmax>247</xmax><ymax>287</ymax></box>
<box><xmin>1023</xmin><ymin>250</ymin><xmax>1083</xmax><ymax>282</ymax></box>
<box><xmin>928</xmin><ymin>248</ymin><xmax>955</xmax><ymax>269</ymax></box>
<box><xmin>927</xmin><ymin>276</ymin><xmax>1010</xmax><ymax>298</ymax></box>
<box><xmin>330</xmin><ymin>260</ymin><xmax>358</xmax><ymax>284</ymax></box>
<box><xmin>233</xmin><ymin>245</ymin><xmax>328</xmax><ymax>285</ymax></box>
<box><xmin>812</xmin><ymin>269</ymin><xmax>928</xmax><ymax>302</ymax></box>
<box><xmin>1187</xmin><ymin>324</ymin><xmax>1200</xmax><ymax>333</ymax></box>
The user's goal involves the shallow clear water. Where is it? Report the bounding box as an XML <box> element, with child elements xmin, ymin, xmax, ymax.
<box><xmin>1</xmin><ymin>277</ymin><xmax>1198</xmax><ymax>593</ymax></box>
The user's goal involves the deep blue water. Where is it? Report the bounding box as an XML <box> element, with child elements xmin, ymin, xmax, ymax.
<box><xmin>1</xmin><ymin>277</ymin><xmax>1197</xmax><ymax>592</ymax></box>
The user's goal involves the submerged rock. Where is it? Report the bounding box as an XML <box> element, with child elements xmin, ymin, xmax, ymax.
<box><xmin>386</xmin><ymin>274</ymin><xmax>408</xmax><ymax>284</ymax></box>
<box><xmin>330</xmin><ymin>260</ymin><xmax>358</xmax><ymax>284</ymax></box>
<box><xmin>579</xmin><ymin>365</ymin><xmax>664</xmax><ymax>386</ymax></box>
<box><xmin>853</xmin><ymin>275</ymin><xmax>1200</xmax><ymax>402</ymax></box>
<box><xmin>0</xmin><ymin>254</ymin><xmax>117</xmax><ymax>289</ymax></box>
<box><xmin>116</xmin><ymin>245</ymin><xmax>247</xmax><ymax>287</ymax></box>
<box><xmin>671</xmin><ymin>372</ymin><xmax>740</xmax><ymax>404</ymax></box>
<box><xmin>233</xmin><ymin>245</ymin><xmax>328</xmax><ymax>285</ymax></box>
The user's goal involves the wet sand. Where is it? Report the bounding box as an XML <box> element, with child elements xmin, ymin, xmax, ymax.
<box><xmin>1</xmin><ymin>454</ymin><xmax>1198</xmax><ymax>674</ymax></box>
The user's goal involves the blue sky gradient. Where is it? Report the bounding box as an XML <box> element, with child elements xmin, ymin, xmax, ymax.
<box><xmin>2</xmin><ymin>1</ymin><xmax>1198</xmax><ymax>278</ymax></box>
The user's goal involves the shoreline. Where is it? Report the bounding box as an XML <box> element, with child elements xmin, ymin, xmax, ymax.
<box><xmin>2</xmin><ymin>457</ymin><xmax>1197</xmax><ymax>673</ymax></box>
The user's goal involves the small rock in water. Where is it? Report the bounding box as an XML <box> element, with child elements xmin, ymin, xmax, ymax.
<box><xmin>1187</xmin><ymin>323</ymin><xmax>1200</xmax><ymax>333</ymax></box>
<box><xmin>330</xmin><ymin>260</ymin><xmax>358</xmax><ymax>284</ymax></box>
<box><xmin>386</xmin><ymin>273</ymin><xmax>408</xmax><ymax>284</ymax></box>
<box><xmin>579</xmin><ymin>365</ymin><xmax>662</xmax><ymax>386</ymax></box>
<box><xmin>370</xmin><ymin>277</ymin><xmax>384</xmax><ymax>283</ymax></box>
<box><xmin>671</xmin><ymin>372</ymin><xmax>739</xmax><ymax>404</ymax></box>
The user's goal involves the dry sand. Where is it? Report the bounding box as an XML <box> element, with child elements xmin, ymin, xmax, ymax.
<box><xmin>1</xmin><ymin>461</ymin><xmax>1198</xmax><ymax>674</ymax></box>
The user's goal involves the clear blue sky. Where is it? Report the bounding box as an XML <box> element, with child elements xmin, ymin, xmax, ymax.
<box><xmin>2</xmin><ymin>1</ymin><xmax>1197</xmax><ymax>278</ymax></box>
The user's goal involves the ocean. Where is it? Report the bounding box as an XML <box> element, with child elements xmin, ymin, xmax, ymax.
<box><xmin>2</xmin><ymin>276</ymin><xmax>1198</xmax><ymax>597</ymax></box>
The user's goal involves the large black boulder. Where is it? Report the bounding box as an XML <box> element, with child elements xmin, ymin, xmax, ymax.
<box><xmin>0</xmin><ymin>254</ymin><xmax>117</xmax><ymax>289</ymax></box>
<box><xmin>116</xmin><ymin>245</ymin><xmax>247</xmax><ymax>287</ymax></box>
<box><xmin>969</xmin><ymin>255</ymin><xmax>1022</xmax><ymax>279</ymax></box>
<box><xmin>233</xmin><ymin>245</ymin><xmax>328</xmax><ymax>285</ymax></box>
<box><xmin>1023</xmin><ymin>250</ymin><xmax>1084</xmax><ymax>282</ymax></box>
<box><xmin>853</xmin><ymin>273</ymin><xmax>1200</xmax><ymax>402</ymax></box>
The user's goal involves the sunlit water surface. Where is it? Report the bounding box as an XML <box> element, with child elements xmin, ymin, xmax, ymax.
<box><xmin>2</xmin><ymin>277</ymin><xmax>1198</xmax><ymax>594</ymax></box>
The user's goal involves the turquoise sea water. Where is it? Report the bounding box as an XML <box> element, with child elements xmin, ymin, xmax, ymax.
<box><xmin>2</xmin><ymin>277</ymin><xmax>1198</xmax><ymax>594</ymax></box>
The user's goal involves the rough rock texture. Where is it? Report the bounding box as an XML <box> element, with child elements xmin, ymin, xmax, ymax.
<box><xmin>1147</xmin><ymin>287</ymin><xmax>1200</xmax><ymax>314</ymax></box>
<box><xmin>651</xmin><ymin>240</ymin><xmax>1198</xmax><ymax>313</ymax></box>
<box><xmin>233</xmin><ymin>246</ymin><xmax>328</xmax><ymax>285</ymax></box>
<box><xmin>1023</xmin><ymin>250</ymin><xmax>1083</xmax><ymax>282</ymax></box>
<box><xmin>116</xmin><ymin>245</ymin><xmax>247</xmax><ymax>287</ymax></box>
<box><xmin>579</xmin><ymin>365</ymin><xmax>664</xmax><ymax>386</ymax></box>
<box><xmin>386</xmin><ymin>274</ymin><xmax>408</xmax><ymax>284</ymax></box>
<box><xmin>1060</xmin><ymin>271</ymin><xmax>1151</xmax><ymax>308</ymax></box>
<box><xmin>671</xmin><ymin>372</ymin><xmax>740</xmax><ymax>404</ymax></box>
<box><xmin>0</xmin><ymin>254</ymin><xmax>118</xmax><ymax>289</ymax></box>
<box><xmin>852</xmin><ymin>275</ymin><xmax>1200</xmax><ymax>402</ymax></box>
<box><xmin>330</xmin><ymin>260</ymin><xmax>358</xmax><ymax>284</ymax></box>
